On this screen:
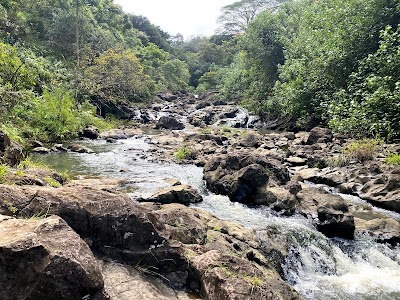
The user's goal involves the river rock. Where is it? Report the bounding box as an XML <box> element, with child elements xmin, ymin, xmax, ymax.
<box><xmin>240</xmin><ymin>133</ymin><xmax>261</xmax><ymax>148</ymax></box>
<box><xmin>203</xmin><ymin>152</ymin><xmax>290</xmax><ymax>204</ymax></box>
<box><xmin>317</xmin><ymin>205</ymin><xmax>355</xmax><ymax>239</ymax></box>
<box><xmin>0</xmin><ymin>215</ymin><xmax>104</xmax><ymax>300</ymax></box>
<box><xmin>140</xmin><ymin>184</ymin><xmax>203</xmax><ymax>204</ymax></box>
<box><xmin>359</xmin><ymin>174</ymin><xmax>400</xmax><ymax>213</ymax></box>
<box><xmin>297</xmin><ymin>187</ymin><xmax>355</xmax><ymax>239</ymax></box>
<box><xmin>156</xmin><ymin>116</ymin><xmax>184</xmax><ymax>130</ymax></box>
<box><xmin>157</xmin><ymin>92</ymin><xmax>178</xmax><ymax>102</ymax></box>
<box><xmin>306</xmin><ymin>127</ymin><xmax>333</xmax><ymax>144</ymax></box>
<box><xmin>81</xmin><ymin>125</ymin><xmax>100</xmax><ymax>139</ymax></box>
<box><xmin>32</xmin><ymin>146</ymin><xmax>51</xmax><ymax>154</ymax></box>
<box><xmin>354</xmin><ymin>215</ymin><xmax>400</xmax><ymax>244</ymax></box>
<box><xmin>0</xmin><ymin>184</ymin><xmax>182</xmax><ymax>280</ymax></box>
<box><xmin>68</xmin><ymin>143</ymin><xmax>94</xmax><ymax>153</ymax></box>
<box><xmin>255</xmin><ymin>186</ymin><xmax>297</xmax><ymax>215</ymax></box>
<box><xmin>100</xmin><ymin>261</ymin><xmax>198</xmax><ymax>300</ymax></box>
<box><xmin>146</xmin><ymin>204</ymin><xmax>301</xmax><ymax>300</ymax></box>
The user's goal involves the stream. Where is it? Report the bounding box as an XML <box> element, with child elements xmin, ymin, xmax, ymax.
<box><xmin>33</xmin><ymin>136</ymin><xmax>400</xmax><ymax>300</ymax></box>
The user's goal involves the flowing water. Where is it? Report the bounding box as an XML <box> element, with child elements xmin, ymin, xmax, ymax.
<box><xmin>34</xmin><ymin>136</ymin><xmax>400</xmax><ymax>300</ymax></box>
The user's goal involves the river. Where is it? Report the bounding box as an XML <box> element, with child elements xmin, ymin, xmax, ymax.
<box><xmin>33</xmin><ymin>136</ymin><xmax>400</xmax><ymax>300</ymax></box>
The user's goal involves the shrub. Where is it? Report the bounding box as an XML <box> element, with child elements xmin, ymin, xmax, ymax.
<box><xmin>386</xmin><ymin>153</ymin><xmax>400</xmax><ymax>166</ymax></box>
<box><xmin>174</xmin><ymin>147</ymin><xmax>196</xmax><ymax>161</ymax></box>
<box><xmin>343</xmin><ymin>139</ymin><xmax>380</xmax><ymax>162</ymax></box>
<box><xmin>326</xmin><ymin>155</ymin><xmax>351</xmax><ymax>167</ymax></box>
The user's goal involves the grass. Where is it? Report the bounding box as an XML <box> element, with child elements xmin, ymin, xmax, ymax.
<box><xmin>342</xmin><ymin>139</ymin><xmax>380</xmax><ymax>162</ymax></box>
<box><xmin>0</xmin><ymin>164</ymin><xmax>8</xmax><ymax>183</ymax></box>
<box><xmin>44</xmin><ymin>177</ymin><xmax>61</xmax><ymax>188</ymax></box>
<box><xmin>386</xmin><ymin>153</ymin><xmax>400</xmax><ymax>166</ymax></box>
<box><xmin>326</xmin><ymin>155</ymin><xmax>350</xmax><ymax>167</ymax></box>
<box><xmin>3</xmin><ymin>200</ymin><xmax>18</xmax><ymax>216</ymax></box>
<box><xmin>174</xmin><ymin>147</ymin><xmax>196</xmax><ymax>161</ymax></box>
<box><xmin>18</xmin><ymin>157</ymin><xmax>49</xmax><ymax>170</ymax></box>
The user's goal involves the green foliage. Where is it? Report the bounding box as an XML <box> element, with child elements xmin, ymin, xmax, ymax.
<box><xmin>219</xmin><ymin>0</ymin><xmax>400</xmax><ymax>135</ymax></box>
<box><xmin>328</xmin><ymin>25</ymin><xmax>400</xmax><ymax>139</ymax></box>
<box><xmin>83</xmin><ymin>49</ymin><xmax>152</xmax><ymax>103</ymax></box>
<box><xmin>44</xmin><ymin>177</ymin><xmax>61</xmax><ymax>188</ymax></box>
<box><xmin>18</xmin><ymin>157</ymin><xmax>48</xmax><ymax>170</ymax></box>
<box><xmin>3</xmin><ymin>200</ymin><xmax>17</xmax><ymax>216</ymax></box>
<box><xmin>385</xmin><ymin>153</ymin><xmax>400</xmax><ymax>166</ymax></box>
<box><xmin>174</xmin><ymin>147</ymin><xmax>196</xmax><ymax>161</ymax></box>
<box><xmin>9</xmin><ymin>88</ymin><xmax>97</xmax><ymax>141</ymax></box>
<box><xmin>343</xmin><ymin>139</ymin><xmax>380</xmax><ymax>162</ymax></box>
<box><xmin>0</xmin><ymin>164</ymin><xmax>8</xmax><ymax>183</ymax></box>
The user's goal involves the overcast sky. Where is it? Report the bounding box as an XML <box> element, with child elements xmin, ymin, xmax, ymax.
<box><xmin>114</xmin><ymin>0</ymin><xmax>236</xmax><ymax>38</ymax></box>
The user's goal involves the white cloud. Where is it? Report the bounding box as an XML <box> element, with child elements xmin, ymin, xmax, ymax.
<box><xmin>114</xmin><ymin>0</ymin><xmax>236</xmax><ymax>38</ymax></box>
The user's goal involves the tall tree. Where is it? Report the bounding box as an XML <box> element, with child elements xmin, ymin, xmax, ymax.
<box><xmin>216</xmin><ymin>0</ymin><xmax>282</xmax><ymax>35</ymax></box>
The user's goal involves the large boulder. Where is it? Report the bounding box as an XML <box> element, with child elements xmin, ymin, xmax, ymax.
<box><xmin>140</xmin><ymin>184</ymin><xmax>203</xmax><ymax>205</ymax></box>
<box><xmin>306</xmin><ymin>127</ymin><xmax>333</xmax><ymax>145</ymax></box>
<box><xmin>0</xmin><ymin>184</ymin><xmax>182</xmax><ymax>280</ymax></box>
<box><xmin>156</xmin><ymin>116</ymin><xmax>184</xmax><ymax>130</ymax></box>
<box><xmin>81</xmin><ymin>125</ymin><xmax>100</xmax><ymax>139</ymax></box>
<box><xmin>359</xmin><ymin>174</ymin><xmax>400</xmax><ymax>213</ymax></box>
<box><xmin>0</xmin><ymin>215</ymin><xmax>104</xmax><ymax>300</ymax></box>
<box><xmin>297</xmin><ymin>187</ymin><xmax>355</xmax><ymax>239</ymax></box>
<box><xmin>203</xmin><ymin>152</ymin><xmax>290</xmax><ymax>204</ymax></box>
<box><xmin>0</xmin><ymin>131</ymin><xmax>25</xmax><ymax>166</ymax></box>
<box><xmin>146</xmin><ymin>204</ymin><xmax>301</xmax><ymax>300</ymax></box>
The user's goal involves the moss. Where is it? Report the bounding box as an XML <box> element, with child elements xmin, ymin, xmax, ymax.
<box><xmin>386</xmin><ymin>153</ymin><xmax>400</xmax><ymax>166</ymax></box>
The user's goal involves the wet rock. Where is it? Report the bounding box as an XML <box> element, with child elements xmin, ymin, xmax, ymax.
<box><xmin>189</xmin><ymin>250</ymin><xmax>301</xmax><ymax>300</ymax></box>
<box><xmin>204</xmin><ymin>160</ymin><xmax>269</xmax><ymax>203</ymax></box>
<box><xmin>0</xmin><ymin>215</ymin><xmax>104</xmax><ymax>300</ymax></box>
<box><xmin>188</xmin><ymin>110</ymin><xmax>215</xmax><ymax>127</ymax></box>
<box><xmin>317</xmin><ymin>206</ymin><xmax>355</xmax><ymax>239</ymax></box>
<box><xmin>81</xmin><ymin>125</ymin><xmax>100</xmax><ymax>139</ymax></box>
<box><xmin>52</xmin><ymin>144</ymin><xmax>68</xmax><ymax>152</ymax></box>
<box><xmin>68</xmin><ymin>143</ymin><xmax>94</xmax><ymax>153</ymax></box>
<box><xmin>204</xmin><ymin>152</ymin><xmax>290</xmax><ymax>204</ymax></box>
<box><xmin>146</xmin><ymin>204</ymin><xmax>301</xmax><ymax>300</ymax></box>
<box><xmin>255</xmin><ymin>187</ymin><xmax>297</xmax><ymax>215</ymax></box>
<box><xmin>297</xmin><ymin>187</ymin><xmax>349</xmax><ymax>217</ymax></box>
<box><xmin>32</xmin><ymin>146</ymin><xmax>51</xmax><ymax>154</ymax></box>
<box><xmin>156</xmin><ymin>116</ymin><xmax>184</xmax><ymax>130</ymax></box>
<box><xmin>140</xmin><ymin>184</ymin><xmax>203</xmax><ymax>205</ymax></box>
<box><xmin>30</xmin><ymin>140</ymin><xmax>44</xmax><ymax>148</ymax></box>
<box><xmin>354</xmin><ymin>215</ymin><xmax>400</xmax><ymax>245</ymax></box>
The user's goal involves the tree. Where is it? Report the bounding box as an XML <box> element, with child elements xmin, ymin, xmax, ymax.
<box><xmin>82</xmin><ymin>49</ymin><xmax>152</xmax><ymax>103</ymax></box>
<box><xmin>216</xmin><ymin>0</ymin><xmax>282</xmax><ymax>35</ymax></box>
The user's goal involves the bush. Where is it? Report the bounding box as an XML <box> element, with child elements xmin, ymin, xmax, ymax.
<box><xmin>174</xmin><ymin>147</ymin><xmax>196</xmax><ymax>161</ymax></box>
<box><xmin>343</xmin><ymin>139</ymin><xmax>380</xmax><ymax>162</ymax></box>
<box><xmin>386</xmin><ymin>153</ymin><xmax>400</xmax><ymax>166</ymax></box>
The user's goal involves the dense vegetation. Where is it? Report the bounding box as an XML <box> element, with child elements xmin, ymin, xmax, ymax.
<box><xmin>1</xmin><ymin>0</ymin><xmax>399</xmax><ymax>143</ymax></box>
<box><xmin>210</xmin><ymin>0</ymin><xmax>400</xmax><ymax>139</ymax></box>
<box><xmin>0</xmin><ymin>0</ymin><xmax>189</xmax><ymax>142</ymax></box>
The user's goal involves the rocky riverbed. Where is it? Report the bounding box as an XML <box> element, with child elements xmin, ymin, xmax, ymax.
<box><xmin>1</xmin><ymin>91</ymin><xmax>400</xmax><ymax>299</ymax></box>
